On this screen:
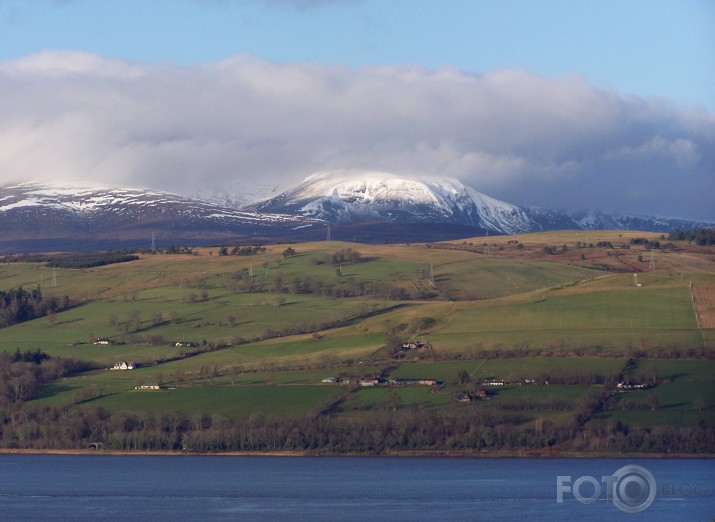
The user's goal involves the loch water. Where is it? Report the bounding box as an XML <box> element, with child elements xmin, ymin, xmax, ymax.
<box><xmin>0</xmin><ymin>455</ymin><xmax>712</xmax><ymax>520</ymax></box>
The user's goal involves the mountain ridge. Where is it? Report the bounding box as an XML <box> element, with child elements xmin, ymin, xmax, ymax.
<box><xmin>1</xmin><ymin>175</ymin><xmax>711</xmax><ymax>253</ymax></box>
<box><xmin>0</xmin><ymin>182</ymin><xmax>318</xmax><ymax>253</ymax></box>
<box><xmin>248</xmin><ymin>171</ymin><xmax>711</xmax><ymax>235</ymax></box>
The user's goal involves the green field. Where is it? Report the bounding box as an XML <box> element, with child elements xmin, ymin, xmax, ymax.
<box><xmin>430</xmin><ymin>286</ymin><xmax>701</xmax><ymax>351</ymax></box>
<box><xmin>341</xmin><ymin>386</ymin><xmax>454</xmax><ymax>412</ymax></box>
<box><xmin>80</xmin><ymin>385</ymin><xmax>342</xmax><ymax>419</ymax></box>
<box><xmin>388</xmin><ymin>358</ymin><xmax>624</xmax><ymax>383</ymax></box>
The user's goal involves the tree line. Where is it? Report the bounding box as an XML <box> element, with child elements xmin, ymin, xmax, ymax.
<box><xmin>2</xmin><ymin>252</ymin><xmax>138</xmax><ymax>268</ymax></box>
<box><xmin>0</xmin><ymin>403</ymin><xmax>712</xmax><ymax>454</ymax></box>
<box><xmin>668</xmin><ymin>228</ymin><xmax>714</xmax><ymax>246</ymax></box>
<box><xmin>0</xmin><ymin>350</ymin><xmax>94</xmax><ymax>405</ymax></box>
<box><xmin>218</xmin><ymin>245</ymin><xmax>267</xmax><ymax>256</ymax></box>
<box><xmin>0</xmin><ymin>287</ymin><xmax>70</xmax><ymax>328</ymax></box>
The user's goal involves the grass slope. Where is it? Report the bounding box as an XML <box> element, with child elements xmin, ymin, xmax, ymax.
<box><xmin>0</xmin><ymin>231</ymin><xmax>712</xmax><ymax>435</ymax></box>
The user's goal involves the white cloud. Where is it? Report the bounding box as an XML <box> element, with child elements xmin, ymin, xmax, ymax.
<box><xmin>0</xmin><ymin>51</ymin><xmax>713</xmax><ymax>220</ymax></box>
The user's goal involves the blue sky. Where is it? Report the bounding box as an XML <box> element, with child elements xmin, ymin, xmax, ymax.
<box><xmin>0</xmin><ymin>0</ymin><xmax>713</xmax><ymax>220</ymax></box>
<box><xmin>1</xmin><ymin>0</ymin><xmax>712</xmax><ymax>110</ymax></box>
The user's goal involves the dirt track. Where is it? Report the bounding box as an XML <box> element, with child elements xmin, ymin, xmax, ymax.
<box><xmin>692</xmin><ymin>283</ymin><xmax>715</xmax><ymax>329</ymax></box>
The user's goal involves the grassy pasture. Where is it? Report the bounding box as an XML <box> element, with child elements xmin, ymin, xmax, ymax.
<box><xmin>0</xmin><ymin>260</ymin><xmax>171</xmax><ymax>300</ymax></box>
<box><xmin>198</xmin><ymin>365</ymin><xmax>383</xmax><ymax>386</ymax></box>
<box><xmin>80</xmin><ymin>385</ymin><xmax>342</xmax><ymax>419</ymax></box>
<box><xmin>487</xmin><ymin>384</ymin><xmax>596</xmax><ymax>404</ymax></box>
<box><xmin>342</xmin><ymin>386</ymin><xmax>453</xmax><ymax>412</ymax></box>
<box><xmin>98</xmin><ymin>292</ymin><xmax>387</xmax><ymax>345</ymax></box>
<box><xmin>430</xmin><ymin>257</ymin><xmax>601</xmax><ymax>299</ymax></box>
<box><xmin>33</xmin><ymin>327</ymin><xmax>386</xmax><ymax>382</ymax></box>
<box><xmin>437</xmin><ymin>230</ymin><xmax>715</xmax><ymax>276</ymax></box>
<box><xmin>157</xmin><ymin>331</ymin><xmax>383</xmax><ymax>371</ymax></box>
<box><xmin>599</xmin><ymin>359</ymin><xmax>715</xmax><ymax>426</ymax></box>
<box><xmin>388</xmin><ymin>358</ymin><xmax>624</xmax><ymax>383</ymax></box>
<box><xmin>599</xmin><ymin>382</ymin><xmax>715</xmax><ymax>427</ymax></box>
<box><xmin>0</xmin><ymin>288</ymin><xmax>389</xmax><ymax>362</ymax></box>
<box><xmin>428</xmin><ymin>286</ymin><xmax>700</xmax><ymax>351</ymax></box>
<box><xmin>625</xmin><ymin>359</ymin><xmax>715</xmax><ymax>383</ymax></box>
<box><xmin>2</xmin><ymin>232</ymin><xmax>714</xmax><ymax>436</ymax></box>
<box><xmin>267</xmin><ymin>250</ymin><xmax>426</xmax><ymax>284</ymax></box>
<box><xmin>31</xmin><ymin>364</ymin><xmax>383</xmax><ymax>407</ymax></box>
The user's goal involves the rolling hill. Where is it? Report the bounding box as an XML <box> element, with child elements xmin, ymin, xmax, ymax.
<box><xmin>0</xmin><ymin>230</ymin><xmax>713</xmax><ymax>453</ymax></box>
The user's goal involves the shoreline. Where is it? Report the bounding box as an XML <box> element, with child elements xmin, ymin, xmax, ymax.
<box><xmin>0</xmin><ymin>448</ymin><xmax>712</xmax><ymax>458</ymax></box>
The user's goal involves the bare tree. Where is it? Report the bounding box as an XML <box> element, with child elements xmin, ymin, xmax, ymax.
<box><xmin>129</xmin><ymin>311</ymin><xmax>142</xmax><ymax>331</ymax></box>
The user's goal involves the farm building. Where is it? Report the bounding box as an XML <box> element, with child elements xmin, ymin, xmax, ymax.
<box><xmin>616</xmin><ymin>382</ymin><xmax>648</xmax><ymax>392</ymax></box>
<box><xmin>110</xmin><ymin>361</ymin><xmax>134</xmax><ymax>371</ymax></box>
<box><xmin>389</xmin><ymin>379</ymin><xmax>438</xmax><ymax>386</ymax></box>
<box><xmin>401</xmin><ymin>341</ymin><xmax>425</xmax><ymax>350</ymax></box>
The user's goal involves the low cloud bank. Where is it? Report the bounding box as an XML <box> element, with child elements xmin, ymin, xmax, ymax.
<box><xmin>1</xmin><ymin>51</ymin><xmax>712</xmax><ymax>220</ymax></box>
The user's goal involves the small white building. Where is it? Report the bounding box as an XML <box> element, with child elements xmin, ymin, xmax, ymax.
<box><xmin>110</xmin><ymin>361</ymin><xmax>135</xmax><ymax>371</ymax></box>
<box><xmin>135</xmin><ymin>384</ymin><xmax>160</xmax><ymax>390</ymax></box>
<box><xmin>616</xmin><ymin>382</ymin><xmax>647</xmax><ymax>392</ymax></box>
<box><xmin>417</xmin><ymin>379</ymin><xmax>437</xmax><ymax>386</ymax></box>
<box><xmin>402</xmin><ymin>341</ymin><xmax>425</xmax><ymax>350</ymax></box>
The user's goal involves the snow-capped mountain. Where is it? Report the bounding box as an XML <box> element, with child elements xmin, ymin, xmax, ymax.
<box><xmin>0</xmin><ymin>182</ymin><xmax>316</xmax><ymax>252</ymax></box>
<box><xmin>249</xmin><ymin>170</ymin><xmax>712</xmax><ymax>234</ymax></box>
<box><xmin>248</xmin><ymin>171</ymin><xmax>536</xmax><ymax>234</ymax></box>
<box><xmin>1</xmin><ymin>175</ymin><xmax>710</xmax><ymax>253</ymax></box>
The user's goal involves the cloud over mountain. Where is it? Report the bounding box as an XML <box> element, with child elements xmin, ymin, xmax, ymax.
<box><xmin>1</xmin><ymin>51</ymin><xmax>713</xmax><ymax>220</ymax></box>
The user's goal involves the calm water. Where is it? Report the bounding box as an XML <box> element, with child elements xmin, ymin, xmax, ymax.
<box><xmin>0</xmin><ymin>455</ymin><xmax>712</xmax><ymax>521</ymax></box>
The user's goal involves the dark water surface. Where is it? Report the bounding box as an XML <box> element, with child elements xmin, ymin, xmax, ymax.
<box><xmin>0</xmin><ymin>455</ymin><xmax>712</xmax><ymax>520</ymax></box>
